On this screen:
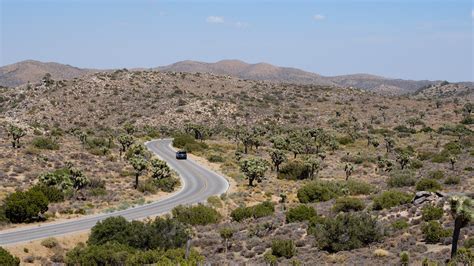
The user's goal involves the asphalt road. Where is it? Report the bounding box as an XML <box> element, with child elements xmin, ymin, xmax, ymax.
<box><xmin>0</xmin><ymin>139</ymin><xmax>229</xmax><ymax>245</ymax></box>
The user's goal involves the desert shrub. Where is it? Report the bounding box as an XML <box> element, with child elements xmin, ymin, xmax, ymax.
<box><xmin>172</xmin><ymin>134</ymin><xmax>207</xmax><ymax>152</ymax></box>
<box><xmin>207</xmin><ymin>154</ymin><xmax>224</xmax><ymax>163</ymax></box>
<box><xmin>88</xmin><ymin>216</ymin><xmax>189</xmax><ymax>250</ymax></box>
<box><xmin>285</xmin><ymin>205</ymin><xmax>317</xmax><ymax>223</ymax></box>
<box><xmin>394</xmin><ymin>125</ymin><xmax>416</xmax><ymax>134</ymax></box>
<box><xmin>138</xmin><ymin>179</ymin><xmax>158</xmax><ymax>194</ymax></box>
<box><xmin>421</xmin><ymin>205</ymin><xmax>443</xmax><ymax>221</ymax></box>
<box><xmin>264</xmin><ymin>251</ymin><xmax>277</xmax><ymax>265</ymax></box>
<box><xmin>428</xmin><ymin>170</ymin><xmax>444</xmax><ymax>179</ymax></box>
<box><xmin>172</xmin><ymin>204</ymin><xmax>221</xmax><ymax>226</ymax></box>
<box><xmin>0</xmin><ymin>247</ymin><xmax>20</xmax><ymax>266</ymax></box>
<box><xmin>297</xmin><ymin>181</ymin><xmax>343</xmax><ymax>203</ymax></box>
<box><xmin>309</xmin><ymin>212</ymin><xmax>382</xmax><ymax>252</ymax></box>
<box><xmin>66</xmin><ymin>242</ymin><xmax>134</xmax><ymax>265</ymax></box>
<box><xmin>421</xmin><ymin>221</ymin><xmax>451</xmax><ymax>244</ymax></box>
<box><xmin>346</xmin><ymin>180</ymin><xmax>374</xmax><ymax>195</ymax></box>
<box><xmin>392</xmin><ymin>218</ymin><xmax>409</xmax><ymax>230</ymax></box>
<box><xmin>337</xmin><ymin>135</ymin><xmax>354</xmax><ymax>145</ymax></box>
<box><xmin>450</xmin><ymin>248</ymin><xmax>474</xmax><ymax>266</ymax></box>
<box><xmin>418</xmin><ymin>151</ymin><xmax>435</xmax><ymax>161</ymax></box>
<box><xmin>372</xmin><ymin>190</ymin><xmax>412</xmax><ymax>210</ymax></box>
<box><xmin>271</xmin><ymin>239</ymin><xmax>296</xmax><ymax>258</ymax></box>
<box><xmin>207</xmin><ymin>196</ymin><xmax>223</xmax><ymax>208</ymax></box>
<box><xmin>32</xmin><ymin>136</ymin><xmax>60</xmax><ymax>150</ymax></box>
<box><xmin>278</xmin><ymin>160</ymin><xmax>311</xmax><ymax>180</ymax></box>
<box><xmin>333</xmin><ymin>197</ymin><xmax>365</xmax><ymax>212</ymax></box>
<box><xmin>387</xmin><ymin>170</ymin><xmax>416</xmax><ymax>188</ymax></box>
<box><xmin>416</xmin><ymin>178</ymin><xmax>442</xmax><ymax>192</ymax></box>
<box><xmin>126</xmin><ymin>248</ymin><xmax>203</xmax><ymax>265</ymax></box>
<box><xmin>445</xmin><ymin>176</ymin><xmax>460</xmax><ymax>185</ymax></box>
<box><xmin>5</xmin><ymin>189</ymin><xmax>49</xmax><ymax>223</ymax></box>
<box><xmin>41</xmin><ymin>237</ymin><xmax>59</xmax><ymax>248</ymax></box>
<box><xmin>30</xmin><ymin>185</ymin><xmax>64</xmax><ymax>202</ymax></box>
<box><xmin>464</xmin><ymin>237</ymin><xmax>474</xmax><ymax>248</ymax></box>
<box><xmin>409</xmin><ymin>159</ymin><xmax>423</xmax><ymax>169</ymax></box>
<box><xmin>155</xmin><ymin>176</ymin><xmax>180</xmax><ymax>192</ymax></box>
<box><xmin>230</xmin><ymin>201</ymin><xmax>274</xmax><ymax>222</ymax></box>
<box><xmin>400</xmin><ymin>252</ymin><xmax>409</xmax><ymax>266</ymax></box>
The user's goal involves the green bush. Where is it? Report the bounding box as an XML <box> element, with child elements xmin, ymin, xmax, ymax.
<box><xmin>421</xmin><ymin>205</ymin><xmax>443</xmax><ymax>221</ymax></box>
<box><xmin>309</xmin><ymin>212</ymin><xmax>382</xmax><ymax>252</ymax></box>
<box><xmin>391</xmin><ymin>218</ymin><xmax>409</xmax><ymax>230</ymax></box>
<box><xmin>30</xmin><ymin>185</ymin><xmax>64</xmax><ymax>202</ymax></box>
<box><xmin>5</xmin><ymin>189</ymin><xmax>49</xmax><ymax>223</ymax></box>
<box><xmin>285</xmin><ymin>205</ymin><xmax>317</xmax><ymax>223</ymax></box>
<box><xmin>0</xmin><ymin>247</ymin><xmax>20</xmax><ymax>266</ymax></box>
<box><xmin>416</xmin><ymin>178</ymin><xmax>442</xmax><ymax>192</ymax></box>
<box><xmin>428</xmin><ymin>170</ymin><xmax>444</xmax><ymax>179</ymax></box>
<box><xmin>400</xmin><ymin>252</ymin><xmax>409</xmax><ymax>266</ymax></box>
<box><xmin>32</xmin><ymin>136</ymin><xmax>60</xmax><ymax>150</ymax></box>
<box><xmin>207</xmin><ymin>154</ymin><xmax>224</xmax><ymax>163</ymax></box>
<box><xmin>445</xmin><ymin>176</ymin><xmax>460</xmax><ymax>185</ymax></box>
<box><xmin>278</xmin><ymin>160</ymin><xmax>311</xmax><ymax>180</ymax></box>
<box><xmin>230</xmin><ymin>201</ymin><xmax>274</xmax><ymax>222</ymax></box>
<box><xmin>373</xmin><ymin>190</ymin><xmax>412</xmax><ymax>210</ymax></box>
<box><xmin>421</xmin><ymin>221</ymin><xmax>451</xmax><ymax>244</ymax></box>
<box><xmin>154</xmin><ymin>176</ymin><xmax>180</xmax><ymax>192</ymax></box>
<box><xmin>409</xmin><ymin>159</ymin><xmax>423</xmax><ymax>169</ymax></box>
<box><xmin>172</xmin><ymin>134</ymin><xmax>207</xmax><ymax>152</ymax></box>
<box><xmin>464</xmin><ymin>237</ymin><xmax>474</xmax><ymax>248</ymax></box>
<box><xmin>264</xmin><ymin>251</ymin><xmax>277</xmax><ymax>265</ymax></box>
<box><xmin>271</xmin><ymin>239</ymin><xmax>296</xmax><ymax>259</ymax></box>
<box><xmin>66</xmin><ymin>242</ymin><xmax>134</xmax><ymax>265</ymax></box>
<box><xmin>297</xmin><ymin>181</ymin><xmax>343</xmax><ymax>203</ymax></box>
<box><xmin>88</xmin><ymin>216</ymin><xmax>189</xmax><ymax>250</ymax></box>
<box><xmin>41</xmin><ymin>237</ymin><xmax>59</xmax><ymax>248</ymax></box>
<box><xmin>333</xmin><ymin>197</ymin><xmax>365</xmax><ymax>212</ymax></box>
<box><xmin>387</xmin><ymin>170</ymin><xmax>416</xmax><ymax>188</ymax></box>
<box><xmin>345</xmin><ymin>180</ymin><xmax>374</xmax><ymax>195</ymax></box>
<box><xmin>172</xmin><ymin>204</ymin><xmax>221</xmax><ymax>226</ymax></box>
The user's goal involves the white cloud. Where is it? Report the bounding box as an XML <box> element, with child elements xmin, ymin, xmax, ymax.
<box><xmin>234</xmin><ymin>21</ymin><xmax>249</xmax><ymax>28</ymax></box>
<box><xmin>313</xmin><ymin>14</ymin><xmax>326</xmax><ymax>21</ymax></box>
<box><xmin>206</xmin><ymin>16</ymin><xmax>224</xmax><ymax>24</ymax></box>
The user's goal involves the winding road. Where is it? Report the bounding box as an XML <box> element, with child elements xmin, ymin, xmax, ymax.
<box><xmin>0</xmin><ymin>139</ymin><xmax>229</xmax><ymax>245</ymax></box>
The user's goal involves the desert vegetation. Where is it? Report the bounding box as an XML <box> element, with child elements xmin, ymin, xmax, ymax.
<box><xmin>0</xmin><ymin>70</ymin><xmax>472</xmax><ymax>264</ymax></box>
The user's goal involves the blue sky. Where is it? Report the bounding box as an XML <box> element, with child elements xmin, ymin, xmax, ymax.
<box><xmin>1</xmin><ymin>0</ymin><xmax>473</xmax><ymax>81</ymax></box>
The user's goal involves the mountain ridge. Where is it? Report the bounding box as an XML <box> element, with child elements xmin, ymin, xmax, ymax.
<box><xmin>2</xmin><ymin>59</ymin><xmax>471</xmax><ymax>94</ymax></box>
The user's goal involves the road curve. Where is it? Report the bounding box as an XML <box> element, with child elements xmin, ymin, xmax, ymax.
<box><xmin>0</xmin><ymin>139</ymin><xmax>229</xmax><ymax>245</ymax></box>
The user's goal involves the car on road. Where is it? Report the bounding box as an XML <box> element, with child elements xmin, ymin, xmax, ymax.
<box><xmin>176</xmin><ymin>150</ymin><xmax>187</xmax><ymax>160</ymax></box>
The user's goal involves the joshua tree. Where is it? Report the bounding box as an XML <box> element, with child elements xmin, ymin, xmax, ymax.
<box><xmin>123</xmin><ymin>122</ymin><xmax>135</xmax><ymax>135</ymax></box>
<box><xmin>219</xmin><ymin>227</ymin><xmax>235</xmax><ymax>264</ymax></box>
<box><xmin>344</xmin><ymin>163</ymin><xmax>355</xmax><ymax>181</ymax></box>
<box><xmin>118</xmin><ymin>134</ymin><xmax>134</xmax><ymax>158</ymax></box>
<box><xmin>396</xmin><ymin>152</ymin><xmax>410</xmax><ymax>170</ymax></box>
<box><xmin>304</xmin><ymin>155</ymin><xmax>321</xmax><ymax>180</ymax></box>
<box><xmin>7</xmin><ymin>124</ymin><xmax>27</xmax><ymax>149</ymax></box>
<box><xmin>269</xmin><ymin>149</ymin><xmax>287</xmax><ymax>172</ymax></box>
<box><xmin>79</xmin><ymin>132</ymin><xmax>88</xmax><ymax>145</ymax></box>
<box><xmin>239</xmin><ymin>156</ymin><xmax>269</xmax><ymax>187</ymax></box>
<box><xmin>150</xmin><ymin>158</ymin><xmax>171</xmax><ymax>180</ymax></box>
<box><xmin>449</xmin><ymin>156</ymin><xmax>457</xmax><ymax>170</ymax></box>
<box><xmin>449</xmin><ymin>196</ymin><xmax>473</xmax><ymax>259</ymax></box>
<box><xmin>384</xmin><ymin>137</ymin><xmax>395</xmax><ymax>153</ymax></box>
<box><xmin>129</xmin><ymin>156</ymin><xmax>148</xmax><ymax>189</ymax></box>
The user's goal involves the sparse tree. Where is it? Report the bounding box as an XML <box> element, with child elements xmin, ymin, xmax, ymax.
<box><xmin>449</xmin><ymin>196</ymin><xmax>473</xmax><ymax>259</ymax></box>
<box><xmin>396</xmin><ymin>152</ymin><xmax>410</xmax><ymax>170</ymax></box>
<box><xmin>344</xmin><ymin>163</ymin><xmax>355</xmax><ymax>181</ymax></box>
<box><xmin>449</xmin><ymin>156</ymin><xmax>457</xmax><ymax>170</ymax></box>
<box><xmin>269</xmin><ymin>149</ymin><xmax>286</xmax><ymax>173</ymax></box>
<box><xmin>123</xmin><ymin>122</ymin><xmax>135</xmax><ymax>135</ymax></box>
<box><xmin>220</xmin><ymin>227</ymin><xmax>235</xmax><ymax>264</ymax></box>
<box><xmin>7</xmin><ymin>124</ymin><xmax>27</xmax><ymax>148</ymax></box>
<box><xmin>304</xmin><ymin>155</ymin><xmax>321</xmax><ymax>180</ymax></box>
<box><xmin>435</xmin><ymin>100</ymin><xmax>442</xmax><ymax>109</ymax></box>
<box><xmin>79</xmin><ymin>132</ymin><xmax>88</xmax><ymax>145</ymax></box>
<box><xmin>239</xmin><ymin>156</ymin><xmax>269</xmax><ymax>187</ymax></box>
<box><xmin>150</xmin><ymin>158</ymin><xmax>171</xmax><ymax>180</ymax></box>
<box><xmin>463</xmin><ymin>102</ymin><xmax>473</xmax><ymax>114</ymax></box>
<box><xmin>118</xmin><ymin>134</ymin><xmax>134</xmax><ymax>158</ymax></box>
<box><xmin>129</xmin><ymin>156</ymin><xmax>148</xmax><ymax>189</ymax></box>
<box><xmin>384</xmin><ymin>137</ymin><xmax>395</xmax><ymax>153</ymax></box>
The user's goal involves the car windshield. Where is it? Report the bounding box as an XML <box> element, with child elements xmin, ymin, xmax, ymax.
<box><xmin>177</xmin><ymin>151</ymin><xmax>186</xmax><ymax>154</ymax></box>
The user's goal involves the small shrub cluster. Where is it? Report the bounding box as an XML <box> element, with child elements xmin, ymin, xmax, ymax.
<box><xmin>230</xmin><ymin>201</ymin><xmax>274</xmax><ymax>222</ymax></box>
<box><xmin>444</xmin><ymin>176</ymin><xmax>460</xmax><ymax>185</ymax></box>
<box><xmin>387</xmin><ymin>170</ymin><xmax>416</xmax><ymax>188</ymax></box>
<box><xmin>372</xmin><ymin>190</ymin><xmax>412</xmax><ymax>210</ymax></box>
<box><xmin>391</xmin><ymin>218</ymin><xmax>409</xmax><ymax>230</ymax></box>
<box><xmin>0</xmin><ymin>247</ymin><xmax>20</xmax><ymax>265</ymax></box>
<box><xmin>421</xmin><ymin>205</ymin><xmax>443</xmax><ymax>221</ymax></box>
<box><xmin>278</xmin><ymin>160</ymin><xmax>311</xmax><ymax>180</ymax></box>
<box><xmin>285</xmin><ymin>205</ymin><xmax>317</xmax><ymax>223</ymax></box>
<box><xmin>297</xmin><ymin>180</ymin><xmax>373</xmax><ymax>203</ymax></box>
<box><xmin>4</xmin><ymin>189</ymin><xmax>49</xmax><ymax>223</ymax></box>
<box><xmin>172</xmin><ymin>134</ymin><xmax>208</xmax><ymax>152</ymax></box>
<box><xmin>416</xmin><ymin>178</ymin><xmax>442</xmax><ymax>192</ymax></box>
<box><xmin>333</xmin><ymin>197</ymin><xmax>365</xmax><ymax>212</ymax></box>
<box><xmin>172</xmin><ymin>204</ymin><xmax>221</xmax><ymax>226</ymax></box>
<box><xmin>309</xmin><ymin>212</ymin><xmax>382</xmax><ymax>252</ymax></box>
<box><xmin>32</xmin><ymin>136</ymin><xmax>60</xmax><ymax>150</ymax></box>
<box><xmin>271</xmin><ymin>239</ymin><xmax>296</xmax><ymax>259</ymax></box>
<box><xmin>421</xmin><ymin>221</ymin><xmax>451</xmax><ymax>244</ymax></box>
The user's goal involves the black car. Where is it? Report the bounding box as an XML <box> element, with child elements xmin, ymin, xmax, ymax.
<box><xmin>176</xmin><ymin>150</ymin><xmax>187</xmax><ymax>160</ymax></box>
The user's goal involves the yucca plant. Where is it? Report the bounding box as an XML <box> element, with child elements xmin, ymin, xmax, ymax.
<box><xmin>449</xmin><ymin>196</ymin><xmax>473</xmax><ymax>258</ymax></box>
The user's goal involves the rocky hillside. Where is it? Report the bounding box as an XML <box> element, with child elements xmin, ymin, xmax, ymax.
<box><xmin>413</xmin><ymin>82</ymin><xmax>474</xmax><ymax>100</ymax></box>
<box><xmin>1</xmin><ymin>59</ymin><xmax>458</xmax><ymax>94</ymax></box>
<box><xmin>0</xmin><ymin>60</ymin><xmax>96</xmax><ymax>87</ymax></box>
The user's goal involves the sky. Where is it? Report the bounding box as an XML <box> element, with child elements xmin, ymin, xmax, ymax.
<box><xmin>1</xmin><ymin>0</ymin><xmax>473</xmax><ymax>81</ymax></box>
